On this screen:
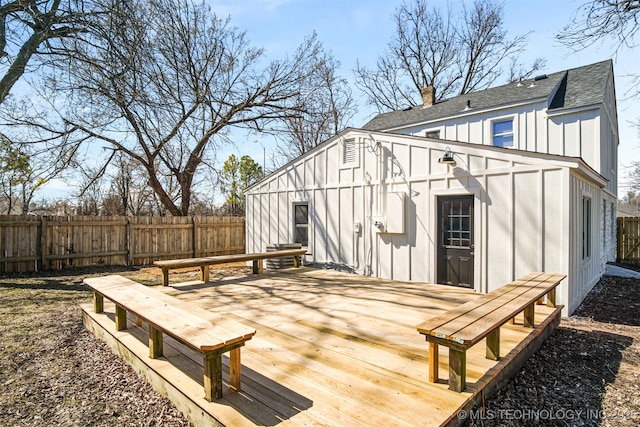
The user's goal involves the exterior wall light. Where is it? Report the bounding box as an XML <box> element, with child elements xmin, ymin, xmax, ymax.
<box><xmin>439</xmin><ymin>147</ymin><xmax>457</xmax><ymax>166</ymax></box>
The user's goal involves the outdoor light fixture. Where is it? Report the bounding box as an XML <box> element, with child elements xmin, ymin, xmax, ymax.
<box><xmin>439</xmin><ymin>147</ymin><xmax>456</xmax><ymax>166</ymax></box>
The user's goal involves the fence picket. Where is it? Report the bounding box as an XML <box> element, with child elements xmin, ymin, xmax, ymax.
<box><xmin>617</xmin><ymin>217</ymin><xmax>640</xmax><ymax>265</ymax></box>
<box><xmin>0</xmin><ymin>215</ymin><xmax>245</xmax><ymax>272</ymax></box>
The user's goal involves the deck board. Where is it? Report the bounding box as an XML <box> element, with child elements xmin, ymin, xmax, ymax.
<box><xmin>82</xmin><ymin>267</ymin><xmax>560</xmax><ymax>427</ymax></box>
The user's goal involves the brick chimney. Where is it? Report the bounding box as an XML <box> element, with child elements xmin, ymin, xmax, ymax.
<box><xmin>421</xmin><ymin>86</ymin><xmax>435</xmax><ymax>107</ymax></box>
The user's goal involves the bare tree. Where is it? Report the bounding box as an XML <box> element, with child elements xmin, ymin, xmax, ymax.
<box><xmin>557</xmin><ymin>0</ymin><xmax>640</xmax><ymax>51</ymax></box>
<box><xmin>275</xmin><ymin>43</ymin><xmax>356</xmax><ymax>163</ymax></box>
<box><xmin>0</xmin><ymin>0</ymin><xmax>101</xmax><ymax>105</ymax></box>
<box><xmin>28</xmin><ymin>0</ymin><xmax>326</xmax><ymax>216</ymax></box>
<box><xmin>557</xmin><ymin>0</ymin><xmax>640</xmax><ymax>100</ymax></box>
<box><xmin>104</xmin><ymin>153</ymin><xmax>155</xmax><ymax>216</ymax></box>
<box><xmin>355</xmin><ymin>0</ymin><xmax>544</xmax><ymax>111</ymax></box>
<box><xmin>0</xmin><ymin>132</ymin><xmax>73</xmax><ymax>214</ymax></box>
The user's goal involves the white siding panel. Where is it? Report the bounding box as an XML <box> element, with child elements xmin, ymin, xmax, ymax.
<box><xmin>392</xmin><ymin>143</ymin><xmax>410</xmax><ymax>180</ymax></box>
<box><xmin>353</xmin><ymin>186</ymin><xmax>365</xmax><ymax>271</ymax></box>
<box><xmin>542</xmin><ymin>170</ymin><xmax>565</xmax><ymax>274</ymax></box>
<box><xmin>278</xmin><ymin>192</ymin><xmax>289</xmax><ymax>243</ymax></box>
<box><xmin>410</xmin><ymin>181</ymin><xmax>430</xmax><ymax>282</ymax></box>
<box><xmin>468</xmin><ymin>155</ymin><xmax>484</xmax><ymax>172</ymax></box>
<box><xmin>327</xmin><ymin>144</ymin><xmax>340</xmax><ymax>185</ymax></box>
<box><xmin>326</xmin><ymin>188</ymin><xmax>339</xmax><ymax>261</ymax></box>
<box><xmin>547</xmin><ymin>118</ymin><xmax>563</xmax><ymax>155</ymax></box>
<box><xmin>260</xmin><ymin>193</ymin><xmax>270</xmax><ymax>251</ymax></box>
<box><xmin>486</xmin><ymin>173</ymin><xmax>512</xmax><ymax>290</ymax></box>
<box><xmin>315</xmin><ymin>150</ymin><xmax>326</xmax><ymax>187</ymax></box>
<box><xmin>339</xmin><ymin>187</ymin><xmax>353</xmax><ymax>265</ymax></box>
<box><xmin>313</xmin><ymin>189</ymin><xmax>327</xmax><ymax>262</ymax></box>
<box><xmin>486</xmin><ymin>157</ymin><xmax>510</xmax><ymax>170</ymax></box>
<box><xmin>410</xmin><ymin>146</ymin><xmax>429</xmax><ymax>178</ymax></box>
<box><xmin>245</xmin><ymin>195</ymin><xmax>256</xmax><ymax>253</ymax></box>
<box><xmin>268</xmin><ymin>193</ymin><xmax>278</xmax><ymax>246</ymax></box>
<box><xmin>513</xmin><ymin>171</ymin><xmax>541</xmax><ymax>278</ymax></box>
<box><xmin>305</xmin><ymin>158</ymin><xmax>314</xmax><ymax>187</ymax></box>
<box><xmin>468</xmin><ymin>120</ymin><xmax>483</xmax><ymax>144</ymax></box>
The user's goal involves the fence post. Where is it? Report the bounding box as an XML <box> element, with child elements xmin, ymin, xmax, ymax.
<box><xmin>126</xmin><ymin>217</ymin><xmax>132</xmax><ymax>266</ymax></box>
<box><xmin>40</xmin><ymin>216</ymin><xmax>47</xmax><ymax>271</ymax></box>
<box><xmin>192</xmin><ymin>216</ymin><xmax>197</xmax><ymax>258</ymax></box>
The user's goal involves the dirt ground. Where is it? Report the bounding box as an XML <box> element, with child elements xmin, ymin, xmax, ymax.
<box><xmin>0</xmin><ymin>265</ymin><xmax>638</xmax><ymax>427</ymax></box>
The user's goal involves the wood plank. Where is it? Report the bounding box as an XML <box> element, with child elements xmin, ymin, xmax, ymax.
<box><xmin>416</xmin><ymin>272</ymin><xmax>544</xmax><ymax>334</ymax></box>
<box><xmin>84</xmin><ymin>276</ymin><xmax>255</xmax><ymax>351</ymax></box>
<box><xmin>434</xmin><ymin>273</ymin><xmax>558</xmax><ymax>341</ymax></box>
<box><xmin>154</xmin><ymin>249</ymin><xmax>307</xmax><ymax>269</ymax></box>
<box><xmin>81</xmin><ymin>268</ymin><xmax>564</xmax><ymax>427</ymax></box>
<box><xmin>451</xmin><ymin>276</ymin><xmax>563</xmax><ymax>344</ymax></box>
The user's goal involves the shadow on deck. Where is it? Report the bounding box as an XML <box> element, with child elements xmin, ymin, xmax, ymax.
<box><xmin>81</xmin><ymin>267</ymin><xmax>563</xmax><ymax>427</ymax></box>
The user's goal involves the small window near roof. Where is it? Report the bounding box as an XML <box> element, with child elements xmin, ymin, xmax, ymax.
<box><xmin>426</xmin><ymin>130</ymin><xmax>440</xmax><ymax>139</ymax></box>
<box><xmin>492</xmin><ymin>119</ymin><xmax>513</xmax><ymax>147</ymax></box>
<box><xmin>342</xmin><ymin>138</ymin><xmax>356</xmax><ymax>165</ymax></box>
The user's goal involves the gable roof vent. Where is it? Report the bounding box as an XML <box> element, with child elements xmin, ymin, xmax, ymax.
<box><xmin>342</xmin><ymin>138</ymin><xmax>356</xmax><ymax>165</ymax></box>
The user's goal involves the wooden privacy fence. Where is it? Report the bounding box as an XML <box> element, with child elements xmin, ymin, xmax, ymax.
<box><xmin>617</xmin><ymin>217</ymin><xmax>640</xmax><ymax>265</ymax></box>
<box><xmin>0</xmin><ymin>215</ymin><xmax>245</xmax><ymax>273</ymax></box>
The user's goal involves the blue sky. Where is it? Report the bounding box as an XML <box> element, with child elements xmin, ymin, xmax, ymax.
<box><xmin>209</xmin><ymin>0</ymin><xmax>640</xmax><ymax>194</ymax></box>
<box><xmin>41</xmin><ymin>0</ymin><xmax>640</xmax><ymax>199</ymax></box>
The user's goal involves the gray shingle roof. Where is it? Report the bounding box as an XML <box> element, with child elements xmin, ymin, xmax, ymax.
<box><xmin>362</xmin><ymin>60</ymin><xmax>612</xmax><ymax>131</ymax></box>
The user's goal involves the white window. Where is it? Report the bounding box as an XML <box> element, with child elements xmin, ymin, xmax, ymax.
<box><xmin>492</xmin><ymin>119</ymin><xmax>514</xmax><ymax>147</ymax></box>
<box><xmin>582</xmin><ymin>197</ymin><xmax>591</xmax><ymax>260</ymax></box>
<box><xmin>341</xmin><ymin>138</ymin><xmax>357</xmax><ymax>166</ymax></box>
<box><xmin>293</xmin><ymin>203</ymin><xmax>309</xmax><ymax>247</ymax></box>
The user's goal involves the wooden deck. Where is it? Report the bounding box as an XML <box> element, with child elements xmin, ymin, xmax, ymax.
<box><xmin>81</xmin><ymin>267</ymin><xmax>561</xmax><ymax>427</ymax></box>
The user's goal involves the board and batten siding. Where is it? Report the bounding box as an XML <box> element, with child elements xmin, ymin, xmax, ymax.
<box><xmin>246</xmin><ymin>130</ymin><xmax>614</xmax><ymax>315</ymax></box>
<box><xmin>393</xmin><ymin>95</ymin><xmax>619</xmax><ymax>199</ymax></box>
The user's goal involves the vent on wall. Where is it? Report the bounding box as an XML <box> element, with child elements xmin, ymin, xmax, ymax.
<box><xmin>342</xmin><ymin>138</ymin><xmax>356</xmax><ymax>165</ymax></box>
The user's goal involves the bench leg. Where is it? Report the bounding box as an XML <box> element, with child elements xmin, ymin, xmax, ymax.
<box><xmin>162</xmin><ymin>268</ymin><xmax>169</xmax><ymax>286</ymax></box>
<box><xmin>524</xmin><ymin>302</ymin><xmax>535</xmax><ymax>328</ymax></box>
<box><xmin>429</xmin><ymin>342</ymin><xmax>439</xmax><ymax>383</ymax></box>
<box><xmin>293</xmin><ymin>255</ymin><xmax>301</xmax><ymax>268</ymax></box>
<box><xmin>135</xmin><ymin>316</ymin><xmax>142</xmax><ymax>327</ymax></box>
<box><xmin>448</xmin><ymin>348</ymin><xmax>467</xmax><ymax>392</ymax></box>
<box><xmin>252</xmin><ymin>259</ymin><xmax>263</xmax><ymax>275</ymax></box>
<box><xmin>486</xmin><ymin>328</ymin><xmax>500</xmax><ymax>361</ymax></box>
<box><xmin>149</xmin><ymin>325</ymin><xmax>163</xmax><ymax>358</ymax></box>
<box><xmin>203</xmin><ymin>352</ymin><xmax>223</xmax><ymax>401</ymax></box>
<box><xmin>200</xmin><ymin>265</ymin><xmax>210</xmax><ymax>283</ymax></box>
<box><xmin>115</xmin><ymin>305</ymin><xmax>127</xmax><ymax>331</ymax></box>
<box><xmin>546</xmin><ymin>287</ymin><xmax>556</xmax><ymax>307</ymax></box>
<box><xmin>93</xmin><ymin>293</ymin><xmax>104</xmax><ymax>313</ymax></box>
<box><xmin>229</xmin><ymin>348</ymin><xmax>242</xmax><ymax>391</ymax></box>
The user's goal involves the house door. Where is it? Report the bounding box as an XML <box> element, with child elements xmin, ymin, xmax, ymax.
<box><xmin>437</xmin><ymin>196</ymin><xmax>474</xmax><ymax>288</ymax></box>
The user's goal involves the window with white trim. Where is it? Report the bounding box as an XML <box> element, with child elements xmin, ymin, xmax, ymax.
<box><xmin>582</xmin><ymin>197</ymin><xmax>591</xmax><ymax>260</ymax></box>
<box><xmin>492</xmin><ymin>119</ymin><xmax>514</xmax><ymax>147</ymax></box>
<box><xmin>293</xmin><ymin>203</ymin><xmax>309</xmax><ymax>246</ymax></box>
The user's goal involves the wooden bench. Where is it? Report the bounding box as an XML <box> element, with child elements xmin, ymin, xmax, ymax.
<box><xmin>416</xmin><ymin>272</ymin><xmax>565</xmax><ymax>392</ymax></box>
<box><xmin>154</xmin><ymin>249</ymin><xmax>307</xmax><ymax>286</ymax></box>
<box><xmin>83</xmin><ymin>275</ymin><xmax>256</xmax><ymax>401</ymax></box>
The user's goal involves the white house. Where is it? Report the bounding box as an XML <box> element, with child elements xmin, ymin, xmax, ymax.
<box><xmin>245</xmin><ymin>60</ymin><xmax>618</xmax><ymax>316</ymax></box>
